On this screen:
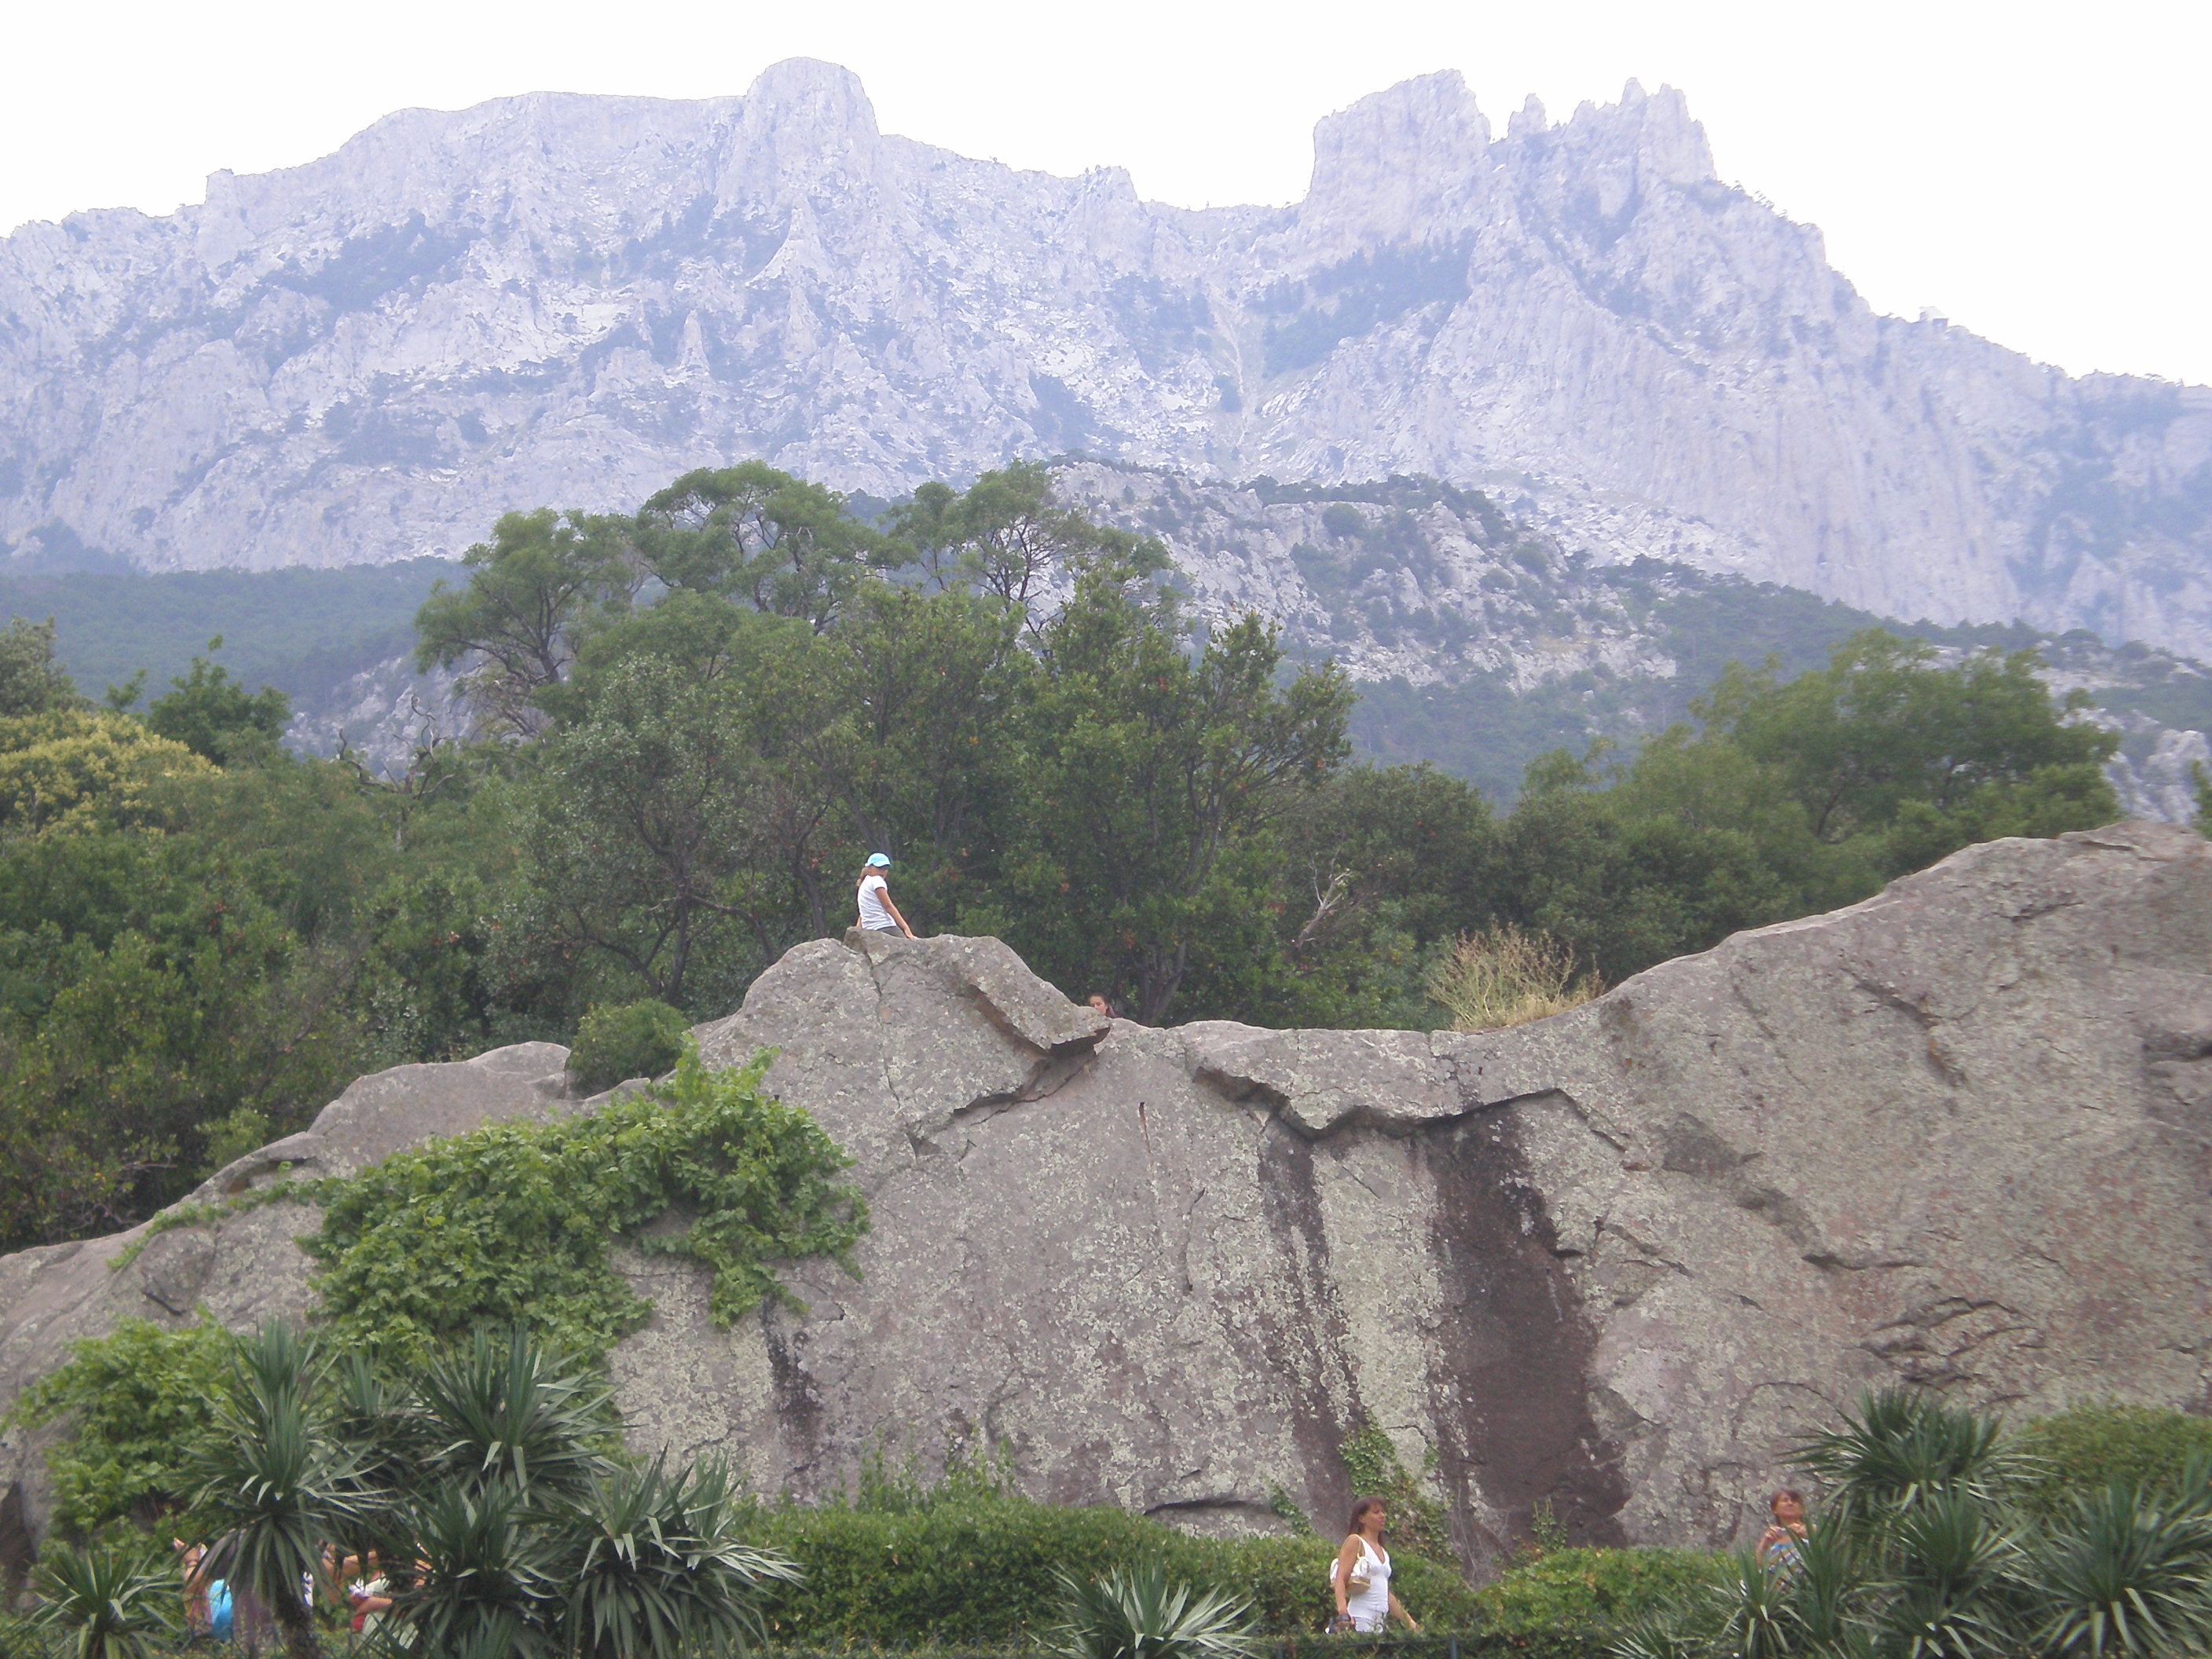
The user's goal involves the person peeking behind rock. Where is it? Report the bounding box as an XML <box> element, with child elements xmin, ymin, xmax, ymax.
<box><xmin>857</xmin><ymin>852</ymin><xmax>917</xmax><ymax>938</ymax></box>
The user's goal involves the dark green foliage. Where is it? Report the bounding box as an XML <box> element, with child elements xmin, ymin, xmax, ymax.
<box><xmin>746</xmin><ymin>1495</ymin><xmax>1476</xmax><ymax>1645</ymax></box>
<box><xmin>1487</xmin><ymin>632</ymin><xmax>2118</xmax><ymax>983</ymax></box>
<box><xmin>6</xmin><ymin>1316</ymin><xmax>233</xmax><ymax>1536</ymax></box>
<box><xmin>567</xmin><ymin>1456</ymin><xmax>803</xmax><ymax>1659</ymax></box>
<box><xmin>2009</xmin><ymin>1404</ymin><xmax>2212</xmax><ymax>1522</ymax></box>
<box><xmin>1796</xmin><ymin>1388</ymin><xmax>2023</xmax><ymax>1533</ymax></box>
<box><xmin>302</xmin><ymin>1047</ymin><xmax>867</xmax><ymax>1363</ymax></box>
<box><xmin>568</xmin><ymin>1000</ymin><xmax>691</xmax><ymax>1093</ymax></box>
<box><xmin>189</xmin><ymin>1321</ymin><xmax>368</xmax><ymax>1659</ymax></box>
<box><xmin>1605</xmin><ymin>1389</ymin><xmax>2212</xmax><ymax>1659</ymax></box>
<box><xmin>413</xmin><ymin>507</ymin><xmax>640</xmax><ymax>734</ymax></box>
<box><xmin>1000</xmin><ymin>584</ymin><xmax>1352</xmax><ymax>1022</ymax></box>
<box><xmin>0</xmin><ymin>460</ymin><xmax>2133</xmax><ymax>1257</ymax></box>
<box><xmin>139</xmin><ymin>643</ymin><xmax>290</xmax><ymax>765</ymax></box>
<box><xmin>0</xmin><ymin>749</ymin><xmax>486</xmax><ymax>1247</ymax></box>
<box><xmin>1473</xmin><ymin>1548</ymin><xmax>1723</xmax><ymax>1659</ymax></box>
<box><xmin>0</xmin><ymin>615</ymin><xmax>85</xmax><ymax>716</ymax></box>
<box><xmin>0</xmin><ymin>558</ymin><xmax>458</xmax><ymax>715</ymax></box>
<box><xmin>2020</xmin><ymin>1480</ymin><xmax>2212</xmax><ymax>1657</ymax></box>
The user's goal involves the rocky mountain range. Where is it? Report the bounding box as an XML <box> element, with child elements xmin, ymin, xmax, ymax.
<box><xmin>2</xmin><ymin>60</ymin><xmax>2209</xmax><ymax>656</ymax></box>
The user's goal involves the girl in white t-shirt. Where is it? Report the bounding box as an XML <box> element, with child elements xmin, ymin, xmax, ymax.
<box><xmin>856</xmin><ymin>853</ymin><xmax>917</xmax><ymax>937</ymax></box>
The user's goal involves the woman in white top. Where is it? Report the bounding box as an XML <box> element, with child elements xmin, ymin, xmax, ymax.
<box><xmin>1331</xmin><ymin>1496</ymin><xmax>1419</xmax><ymax>1634</ymax></box>
<box><xmin>856</xmin><ymin>852</ymin><xmax>917</xmax><ymax>937</ymax></box>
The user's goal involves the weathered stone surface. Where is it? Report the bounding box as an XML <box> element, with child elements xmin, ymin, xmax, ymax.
<box><xmin>0</xmin><ymin>826</ymin><xmax>2207</xmax><ymax>1573</ymax></box>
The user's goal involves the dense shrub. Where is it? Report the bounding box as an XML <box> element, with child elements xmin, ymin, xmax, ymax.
<box><xmin>748</xmin><ymin>1496</ymin><xmax>1476</xmax><ymax>1644</ymax></box>
<box><xmin>1468</xmin><ymin>1548</ymin><xmax>1722</xmax><ymax>1658</ymax></box>
<box><xmin>567</xmin><ymin>997</ymin><xmax>690</xmax><ymax>1093</ymax></box>
<box><xmin>5</xmin><ymin>1315</ymin><xmax>233</xmax><ymax>1536</ymax></box>
<box><xmin>2009</xmin><ymin>1401</ymin><xmax>2212</xmax><ymax>1519</ymax></box>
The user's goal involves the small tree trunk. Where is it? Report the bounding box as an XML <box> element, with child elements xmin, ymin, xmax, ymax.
<box><xmin>273</xmin><ymin>1584</ymin><xmax>321</xmax><ymax>1659</ymax></box>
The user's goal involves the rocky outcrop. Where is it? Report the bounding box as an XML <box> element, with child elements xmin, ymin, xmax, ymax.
<box><xmin>1</xmin><ymin>826</ymin><xmax>2207</xmax><ymax>1569</ymax></box>
<box><xmin>2</xmin><ymin>63</ymin><xmax>2208</xmax><ymax>657</ymax></box>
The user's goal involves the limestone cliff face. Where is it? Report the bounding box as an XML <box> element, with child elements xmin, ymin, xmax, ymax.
<box><xmin>2</xmin><ymin>63</ymin><xmax>2208</xmax><ymax>654</ymax></box>
<box><xmin>0</xmin><ymin>823</ymin><xmax>2205</xmax><ymax>1567</ymax></box>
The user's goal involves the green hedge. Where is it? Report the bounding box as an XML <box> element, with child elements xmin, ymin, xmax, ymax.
<box><xmin>747</xmin><ymin>1496</ymin><xmax>1478</xmax><ymax>1644</ymax></box>
<box><xmin>1466</xmin><ymin>1547</ymin><xmax>1723</xmax><ymax>1659</ymax></box>
<box><xmin>2009</xmin><ymin>1402</ymin><xmax>2212</xmax><ymax>1518</ymax></box>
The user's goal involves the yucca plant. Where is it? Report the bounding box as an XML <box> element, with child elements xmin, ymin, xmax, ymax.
<box><xmin>32</xmin><ymin>1540</ymin><xmax>178</xmax><ymax>1659</ymax></box>
<box><xmin>2013</xmin><ymin>1481</ymin><xmax>2212</xmax><ymax>1657</ymax></box>
<box><xmin>415</xmin><ymin>1325</ymin><xmax>620</xmax><ymax>1501</ymax></box>
<box><xmin>1787</xmin><ymin>1516</ymin><xmax>1874</xmax><ymax>1652</ymax></box>
<box><xmin>1609</xmin><ymin>1602</ymin><xmax>1712</xmax><ymax>1659</ymax></box>
<box><xmin>1705</xmin><ymin>1546</ymin><xmax>1803</xmax><ymax>1658</ymax></box>
<box><xmin>562</xmin><ymin>1453</ymin><xmax>801</xmax><ymax>1659</ymax></box>
<box><xmin>391</xmin><ymin>1478</ymin><xmax>564</xmax><ymax>1657</ymax></box>
<box><xmin>1796</xmin><ymin>1390</ymin><xmax>2023</xmax><ymax>1540</ymax></box>
<box><xmin>191</xmin><ymin>1320</ymin><xmax>368</xmax><ymax>1659</ymax></box>
<box><xmin>1876</xmin><ymin>1489</ymin><xmax>2018</xmax><ymax>1659</ymax></box>
<box><xmin>1049</xmin><ymin>1560</ymin><xmax>1261</xmax><ymax>1659</ymax></box>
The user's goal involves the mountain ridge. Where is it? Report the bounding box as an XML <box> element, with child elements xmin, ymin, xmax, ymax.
<box><xmin>3</xmin><ymin>60</ymin><xmax>2209</xmax><ymax>654</ymax></box>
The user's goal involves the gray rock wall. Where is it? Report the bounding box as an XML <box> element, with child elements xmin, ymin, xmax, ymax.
<box><xmin>0</xmin><ymin>825</ymin><xmax>2205</xmax><ymax>1572</ymax></box>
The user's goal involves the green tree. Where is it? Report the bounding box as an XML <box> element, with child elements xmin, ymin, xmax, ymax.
<box><xmin>1004</xmin><ymin>577</ymin><xmax>1352</xmax><ymax>1022</ymax></box>
<box><xmin>888</xmin><ymin>460</ymin><xmax>1167</xmax><ymax>620</ymax></box>
<box><xmin>414</xmin><ymin>507</ymin><xmax>639</xmax><ymax>735</ymax></box>
<box><xmin>142</xmin><ymin>640</ymin><xmax>290</xmax><ymax>765</ymax></box>
<box><xmin>1490</xmin><ymin>632</ymin><xmax>2121</xmax><ymax>984</ymax></box>
<box><xmin>0</xmin><ymin>614</ymin><xmax>85</xmax><ymax>716</ymax></box>
<box><xmin>635</xmin><ymin>461</ymin><xmax>899</xmax><ymax>631</ymax></box>
<box><xmin>1702</xmin><ymin>631</ymin><xmax>2119</xmax><ymax>866</ymax></box>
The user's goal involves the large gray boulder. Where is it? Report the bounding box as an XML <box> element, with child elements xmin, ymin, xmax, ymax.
<box><xmin>1</xmin><ymin>824</ymin><xmax>2206</xmax><ymax>1573</ymax></box>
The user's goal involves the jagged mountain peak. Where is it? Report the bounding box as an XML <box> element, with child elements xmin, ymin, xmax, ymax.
<box><xmin>1302</xmin><ymin>69</ymin><xmax>1492</xmax><ymax>241</ymax></box>
<box><xmin>1</xmin><ymin>64</ymin><xmax>2207</xmax><ymax>661</ymax></box>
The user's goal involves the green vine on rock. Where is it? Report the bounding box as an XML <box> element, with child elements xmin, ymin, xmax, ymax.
<box><xmin>109</xmin><ymin>1180</ymin><xmax>317</xmax><ymax>1273</ymax></box>
<box><xmin>302</xmin><ymin>1045</ymin><xmax>867</xmax><ymax>1366</ymax></box>
<box><xmin>1338</xmin><ymin>1423</ymin><xmax>1455</xmax><ymax>1562</ymax></box>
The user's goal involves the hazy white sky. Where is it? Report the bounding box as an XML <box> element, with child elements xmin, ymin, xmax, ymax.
<box><xmin>5</xmin><ymin>0</ymin><xmax>2206</xmax><ymax>386</ymax></box>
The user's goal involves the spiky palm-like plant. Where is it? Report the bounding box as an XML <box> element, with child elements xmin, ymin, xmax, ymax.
<box><xmin>1705</xmin><ymin>1546</ymin><xmax>1803</xmax><ymax>1659</ymax></box>
<box><xmin>1877</xmin><ymin>1489</ymin><xmax>2017</xmax><ymax>1659</ymax></box>
<box><xmin>1796</xmin><ymin>1390</ymin><xmax>2022</xmax><ymax>1537</ymax></box>
<box><xmin>563</xmin><ymin>1454</ymin><xmax>801</xmax><ymax>1659</ymax></box>
<box><xmin>415</xmin><ymin>1326</ymin><xmax>618</xmax><ymax>1500</ymax></box>
<box><xmin>1049</xmin><ymin>1560</ymin><xmax>1261</xmax><ymax>1659</ymax></box>
<box><xmin>1796</xmin><ymin>1389</ymin><xmax>2026</xmax><ymax>1548</ymax></box>
<box><xmin>394</xmin><ymin>1478</ymin><xmax>563</xmax><ymax>1657</ymax></box>
<box><xmin>32</xmin><ymin>1540</ymin><xmax>178</xmax><ymax>1659</ymax></box>
<box><xmin>2014</xmin><ymin>1481</ymin><xmax>2212</xmax><ymax>1657</ymax></box>
<box><xmin>192</xmin><ymin>1320</ymin><xmax>367</xmax><ymax>1659</ymax></box>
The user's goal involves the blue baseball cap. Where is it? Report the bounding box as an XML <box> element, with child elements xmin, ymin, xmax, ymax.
<box><xmin>866</xmin><ymin>852</ymin><xmax>892</xmax><ymax>868</ymax></box>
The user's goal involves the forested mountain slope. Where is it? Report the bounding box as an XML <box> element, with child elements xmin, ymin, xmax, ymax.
<box><xmin>2</xmin><ymin>62</ymin><xmax>2207</xmax><ymax>653</ymax></box>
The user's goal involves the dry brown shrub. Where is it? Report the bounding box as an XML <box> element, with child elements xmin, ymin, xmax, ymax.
<box><xmin>1426</xmin><ymin>924</ymin><xmax>1602</xmax><ymax>1031</ymax></box>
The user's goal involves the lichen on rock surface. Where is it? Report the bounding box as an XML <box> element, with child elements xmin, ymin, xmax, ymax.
<box><xmin>0</xmin><ymin>823</ymin><xmax>2205</xmax><ymax>1577</ymax></box>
